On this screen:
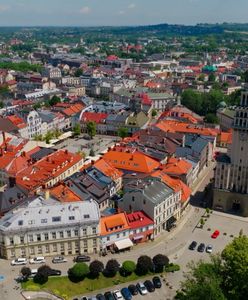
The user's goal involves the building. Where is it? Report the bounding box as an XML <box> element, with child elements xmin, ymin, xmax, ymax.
<box><xmin>0</xmin><ymin>197</ymin><xmax>100</xmax><ymax>259</ymax></box>
<box><xmin>119</xmin><ymin>178</ymin><xmax>181</xmax><ymax>236</ymax></box>
<box><xmin>213</xmin><ymin>90</ymin><xmax>248</xmax><ymax>216</ymax></box>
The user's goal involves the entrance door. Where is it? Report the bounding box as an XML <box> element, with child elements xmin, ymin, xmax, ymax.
<box><xmin>232</xmin><ymin>201</ymin><xmax>241</xmax><ymax>211</ymax></box>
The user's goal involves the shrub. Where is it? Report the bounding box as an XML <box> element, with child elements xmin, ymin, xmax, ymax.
<box><xmin>37</xmin><ymin>265</ymin><xmax>52</xmax><ymax>277</ymax></box>
<box><xmin>121</xmin><ymin>260</ymin><xmax>136</xmax><ymax>276</ymax></box>
<box><xmin>165</xmin><ymin>264</ymin><xmax>180</xmax><ymax>272</ymax></box>
<box><xmin>33</xmin><ymin>272</ymin><xmax>48</xmax><ymax>284</ymax></box>
<box><xmin>89</xmin><ymin>260</ymin><xmax>104</xmax><ymax>278</ymax></box>
<box><xmin>104</xmin><ymin>259</ymin><xmax>120</xmax><ymax>277</ymax></box>
<box><xmin>153</xmin><ymin>254</ymin><xmax>169</xmax><ymax>273</ymax></box>
<box><xmin>136</xmin><ymin>255</ymin><xmax>153</xmax><ymax>275</ymax></box>
<box><xmin>21</xmin><ymin>267</ymin><xmax>31</xmax><ymax>278</ymax></box>
<box><xmin>68</xmin><ymin>263</ymin><xmax>89</xmax><ymax>282</ymax></box>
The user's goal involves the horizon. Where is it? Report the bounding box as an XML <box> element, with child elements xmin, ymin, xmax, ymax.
<box><xmin>0</xmin><ymin>0</ymin><xmax>247</xmax><ymax>26</ymax></box>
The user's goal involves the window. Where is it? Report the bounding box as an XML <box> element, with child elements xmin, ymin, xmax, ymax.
<box><xmin>107</xmin><ymin>236</ymin><xmax>110</xmax><ymax>241</ymax></box>
<box><xmin>44</xmin><ymin>233</ymin><xmax>49</xmax><ymax>241</ymax></box>
<box><xmin>41</xmin><ymin>219</ymin><xmax>47</xmax><ymax>224</ymax></box>
<box><xmin>84</xmin><ymin>214</ymin><xmax>90</xmax><ymax>219</ymax></box>
<box><xmin>93</xmin><ymin>239</ymin><xmax>97</xmax><ymax>247</ymax></box>
<box><xmin>67</xmin><ymin>230</ymin><xmax>71</xmax><ymax>238</ymax></box>
<box><xmin>53</xmin><ymin>244</ymin><xmax>57</xmax><ymax>252</ymax></box>
<box><xmin>68</xmin><ymin>242</ymin><xmax>72</xmax><ymax>250</ymax></box>
<box><xmin>21</xmin><ymin>248</ymin><xmax>26</xmax><ymax>256</ymax></box>
<box><xmin>132</xmin><ymin>196</ymin><xmax>135</xmax><ymax>202</ymax></box>
<box><xmin>37</xmin><ymin>246</ymin><xmax>42</xmax><ymax>254</ymax></box>
<box><xmin>83</xmin><ymin>228</ymin><xmax>87</xmax><ymax>235</ymax></box>
<box><xmin>92</xmin><ymin>227</ymin><xmax>97</xmax><ymax>234</ymax></box>
<box><xmin>18</xmin><ymin>220</ymin><xmax>23</xmax><ymax>226</ymax></box>
<box><xmin>28</xmin><ymin>220</ymin><xmax>35</xmax><ymax>225</ymax></box>
<box><xmin>69</xmin><ymin>216</ymin><xmax>75</xmax><ymax>221</ymax></box>
<box><xmin>123</xmin><ymin>232</ymin><xmax>126</xmax><ymax>236</ymax></box>
<box><xmin>117</xmin><ymin>234</ymin><xmax>120</xmax><ymax>238</ymax></box>
<box><xmin>74</xmin><ymin>230</ymin><xmax>79</xmax><ymax>236</ymax></box>
<box><xmin>28</xmin><ymin>235</ymin><xmax>33</xmax><ymax>242</ymax></box>
<box><xmin>52</xmin><ymin>232</ymin><xmax>56</xmax><ymax>239</ymax></box>
<box><xmin>36</xmin><ymin>234</ymin><xmax>41</xmax><ymax>241</ymax></box>
<box><xmin>52</xmin><ymin>216</ymin><xmax>61</xmax><ymax>222</ymax></box>
<box><xmin>60</xmin><ymin>244</ymin><xmax>64</xmax><ymax>251</ymax></box>
<box><xmin>83</xmin><ymin>240</ymin><xmax>88</xmax><ymax>248</ymax></box>
<box><xmin>30</xmin><ymin>247</ymin><xmax>34</xmax><ymax>255</ymax></box>
<box><xmin>20</xmin><ymin>236</ymin><xmax>24</xmax><ymax>243</ymax></box>
<box><xmin>45</xmin><ymin>245</ymin><xmax>49</xmax><ymax>253</ymax></box>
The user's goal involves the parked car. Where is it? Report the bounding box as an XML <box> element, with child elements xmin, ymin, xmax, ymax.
<box><xmin>128</xmin><ymin>284</ymin><xmax>138</xmax><ymax>295</ymax></box>
<box><xmin>80</xmin><ymin>297</ymin><xmax>88</xmax><ymax>300</ymax></box>
<box><xmin>206</xmin><ymin>244</ymin><xmax>213</xmax><ymax>253</ymax></box>
<box><xmin>52</xmin><ymin>256</ymin><xmax>67</xmax><ymax>264</ymax></box>
<box><xmin>211</xmin><ymin>230</ymin><xmax>220</xmax><ymax>239</ymax></box>
<box><xmin>104</xmin><ymin>292</ymin><xmax>115</xmax><ymax>300</ymax></box>
<box><xmin>144</xmin><ymin>280</ymin><xmax>155</xmax><ymax>292</ymax></box>
<box><xmin>30</xmin><ymin>269</ymin><xmax>38</xmax><ymax>278</ymax></box>
<box><xmin>152</xmin><ymin>276</ymin><xmax>162</xmax><ymax>288</ymax></box>
<box><xmin>29</xmin><ymin>256</ymin><xmax>46</xmax><ymax>264</ymax></box>
<box><xmin>11</xmin><ymin>257</ymin><xmax>28</xmax><ymax>266</ymax></box>
<box><xmin>113</xmin><ymin>290</ymin><xmax>124</xmax><ymax>300</ymax></box>
<box><xmin>88</xmin><ymin>297</ymin><xmax>97</xmax><ymax>300</ymax></box>
<box><xmin>136</xmin><ymin>282</ymin><xmax>148</xmax><ymax>295</ymax></box>
<box><xmin>121</xmin><ymin>287</ymin><xmax>132</xmax><ymax>300</ymax></box>
<box><xmin>48</xmin><ymin>269</ymin><xmax>61</xmax><ymax>276</ymax></box>
<box><xmin>73</xmin><ymin>255</ymin><xmax>91</xmax><ymax>262</ymax></box>
<box><xmin>189</xmin><ymin>241</ymin><xmax>197</xmax><ymax>250</ymax></box>
<box><xmin>96</xmin><ymin>294</ymin><xmax>106</xmax><ymax>300</ymax></box>
<box><xmin>15</xmin><ymin>275</ymin><xmax>28</xmax><ymax>282</ymax></box>
<box><xmin>197</xmin><ymin>243</ymin><xmax>205</xmax><ymax>252</ymax></box>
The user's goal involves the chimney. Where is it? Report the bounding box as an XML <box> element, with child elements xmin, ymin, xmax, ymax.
<box><xmin>44</xmin><ymin>190</ymin><xmax>50</xmax><ymax>200</ymax></box>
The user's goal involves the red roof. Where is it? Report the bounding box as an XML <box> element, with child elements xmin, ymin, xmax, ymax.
<box><xmin>62</xmin><ymin>103</ymin><xmax>84</xmax><ymax>117</ymax></box>
<box><xmin>107</xmin><ymin>55</ymin><xmax>119</xmax><ymax>61</ymax></box>
<box><xmin>126</xmin><ymin>211</ymin><xmax>153</xmax><ymax>229</ymax></box>
<box><xmin>7</xmin><ymin>115</ymin><xmax>26</xmax><ymax>129</ymax></box>
<box><xmin>81</xmin><ymin>112</ymin><xmax>108</xmax><ymax>124</ymax></box>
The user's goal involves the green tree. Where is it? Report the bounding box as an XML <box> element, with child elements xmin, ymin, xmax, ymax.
<box><xmin>221</xmin><ymin>235</ymin><xmax>248</xmax><ymax>300</ymax></box>
<box><xmin>208</xmin><ymin>73</ymin><xmax>216</xmax><ymax>82</ymax></box>
<box><xmin>21</xmin><ymin>267</ymin><xmax>31</xmax><ymax>278</ymax></box>
<box><xmin>204</xmin><ymin>113</ymin><xmax>219</xmax><ymax>124</ymax></box>
<box><xmin>136</xmin><ymin>255</ymin><xmax>153</xmax><ymax>275</ymax></box>
<box><xmin>151</xmin><ymin>109</ymin><xmax>157</xmax><ymax>117</ymax></box>
<box><xmin>86</xmin><ymin>121</ymin><xmax>96</xmax><ymax>139</ymax></box>
<box><xmin>89</xmin><ymin>260</ymin><xmax>104</xmax><ymax>278</ymax></box>
<box><xmin>89</xmin><ymin>148</ymin><xmax>95</xmax><ymax>157</ymax></box>
<box><xmin>153</xmin><ymin>254</ymin><xmax>169</xmax><ymax>273</ymax></box>
<box><xmin>73</xmin><ymin>123</ymin><xmax>81</xmax><ymax>137</ymax></box>
<box><xmin>117</xmin><ymin>127</ymin><xmax>128</xmax><ymax>139</ymax></box>
<box><xmin>33</xmin><ymin>272</ymin><xmax>48</xmax><ymax>284</ymax></box>
<box><xmin>0</xmin><ymin>101</ymin><xmax>4</xmax><ymax>109</ymax></box>
<box><xmin>177</xmin><ymin>257</ymin><xmax>226</xmax><ymax>300</ymax></box>
<box><xmin>49</xmin><ymin>95</ymin><xmax>61</xmax><ymax>106</ymax></box>
<box><xmin>44</xmin><ymin>131</ymin><xmax>53</xmax><ymax>144</ymax></box>
<box><xmin>121</xmin><ymin>260</ymin><xmax>136</xmax><ymax>276</ymax></box>
<box><xmin>181</xmin><ymin>89</ymin><xmax>203</xmax><ymax>115</ymax></box>
<box><xmin>75</xmin><ymin>68</ymin><xmax>83</xmax><ymax>77</ymax></box>
<box><xmin>104</xmin><ymin>259</ymin><xmax>120</xmax><ymax>277</ymax></box>
<box><xmin>68</xmin><ymin>263</ymin><xmax>89</xmax><ymax>281</ymax></box>
<box><xmin>198</xmin><ymin>74</ymin><xmax>205</xmax><ymax>82</ymax></box>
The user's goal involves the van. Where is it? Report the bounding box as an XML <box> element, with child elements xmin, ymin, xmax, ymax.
<box><xmin>29</xmin><ymin>256</ymin><xmax>46</xmax><ymax>264</ymax></box>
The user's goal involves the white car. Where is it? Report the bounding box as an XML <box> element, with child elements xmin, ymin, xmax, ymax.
<box><xmin>137</xmin><ymin>282</ymin><xmax>148</xmax><ymax>295</ymax></box>
<box><xmin>206</xmin><ymin>244</ymin><xmax>213</xmax><ymax>253</ymax></box>
<box><xmin>29</xmin><ymin>256</ymin><xmax>46</xmax><ymax>264</ymax></box>
<box><xmin>11</xmin><ymin>258</ymin><xmax>28</xmax><ymax>266</ymax></box>
<box><xmin>113</xmin><ymin>290</ymin><xmax>124</xmax><ymax>300</ymax></box>
<box><xmin>52</xmin><ymin>256</ymin><xmax>67</xmax><ymax>264</ymax></box>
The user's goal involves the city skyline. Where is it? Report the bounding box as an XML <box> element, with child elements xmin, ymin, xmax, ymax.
<box><xmin>0</xmin><ymin>0</ymin><xmax>247</xmax><ymax>26</ymax></box>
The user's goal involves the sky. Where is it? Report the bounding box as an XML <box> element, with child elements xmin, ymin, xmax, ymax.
<box><xmin>0</xmin><ymin>0</ymin><xmax>247</xmax><ymax>26</ymax></box>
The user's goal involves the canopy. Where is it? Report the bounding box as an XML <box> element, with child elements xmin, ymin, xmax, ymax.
<box><xmin>115</xmin><ymin>238</ymin><xmax>133</xmax><ymax>250</ymax></box>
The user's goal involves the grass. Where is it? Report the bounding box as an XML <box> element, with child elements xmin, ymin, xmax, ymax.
<box><xmin>22</xmin><ymin>272</ymin><xmax>154</xmax><ymax>298</ymax></box>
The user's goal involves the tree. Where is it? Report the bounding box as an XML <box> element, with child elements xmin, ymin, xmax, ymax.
<box><xmin>75</xmin><ymin>68</ymin><xmax>83</xmax><ymax>77</ymax></box>
<box><xmin>86</xmin><ymin>121</ymin><xmax>96</xmax><ymax>139</ymax></box>
<box><xmin>21</xmin><ymin>267</ymin><xmax>31</xmax><ymax>278</ymax></box>
<box><xmin>177</xmin><ymin>257</ymin><xmax>226</xmax><ymax>300</ymax></box>
<box><xmin>136</xmin><ymin>255</ymin><xmax>153</xmax><ymax>275</ymax></box>
<box><xmin>151</xmin><ymin>109</ymin><xmax>157</xmax><ymax>117</ymax></box>
<box><xmin>89</xmin><ymin>260</ymin><xmax>104</xmax><ymax>278</ymax></box>
<box><xmin>153</xmin><ymin>254</ymin><xmax>169</xmax><ymax>272</ymax></box>
<box><xmin>89</xmin><ymin>148</ymin><xmax>95</xmax><ymax>157</ymax></box>
<box><xmin>117</xmin><ymin>127</ymin><xmax>128</xmax><ymax>139</ymax></box>
<box><xmin>0</xmin><ymin>101</ymin><xmax>4</xmax><ymax>108</ymax></box>
<box><xmin>37</xmin><ymin>265</ymin><xmax>52</xmax><ymax>277</ymax></box>
<box><xmin>44</xmin><ymin>131</ymin><xmax>53</xmax><ymax>144</ymax></box>
<box><xmin>208</xmin><ymin>73</ymin><xmax>216</xmax><ymax>82</ymax></box>
<box><xmin>49</xmin><ymin>95</ymin><xmax>61</xmax><ymax>106</ymax></box>
<box><xmin>73</xmin><ymin>123</ymin><xmax>81</xmax><ymax>137</ymax></box>
<box><xmin>104</xmin><ymin>259</ymin><xmax>120</xmax><ymax>277</ymax></box>
<box><xmin>68</xmin><ymin>263</ymin><xmax>89</xmax><ymax>281</ymax></box>
<box><xmin>198</xmin><ymin>74</ymin><xmax>205</xmax><ymax>82</ymax></box>
<box><xmin>121</xmin><ymin>260</ymin><xmax>136</xmax><ymax>276</ymax></box>
<box><xmin>221</xmin><ymin>235</ymin><xmax>248</xmax><ymax>300</ymax></box>
<box><xmin>204</xmin><ymin>113</ymin><xmax>219</xmax><ymax>124</ymax></box>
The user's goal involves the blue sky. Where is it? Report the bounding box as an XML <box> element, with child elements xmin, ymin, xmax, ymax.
<box><xmin>0</xmin><ymin>0</ymin><xmax>247</xmax><ymax>26</ymax></box>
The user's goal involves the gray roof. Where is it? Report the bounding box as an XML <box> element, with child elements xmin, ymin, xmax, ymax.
<box><xmin>30</xmin><ymin>148</ymin><xmax>56</xmax><ymax>161</ymax></box>
<box><xmin>0</xmin><ymin>186</ymin><xmax>28</xmax><ymax>215</ymax></box>
<box><xmin>0</xmin><ymin>196</ymin><xmax>100</xmax><ymax>232</ymax></box>
<box><xmin>191</xmin><ymin>137</ymin><xmax>208</xmax><ymax>154</ymax></box>
<box><xmin>38</xmin><ymin>111</ymin><xmax>57</xmax><ymax>123</ymax></box>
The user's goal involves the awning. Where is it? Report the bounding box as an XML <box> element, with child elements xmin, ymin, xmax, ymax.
<box><xmin>133</xmin><ymin>235</ymin><xmax>144</xmax><ymax>240</ymax></box>
<box><xmin>115</xmin><ymin>238</ymin><xmax>133</xmax><ymax>250</ymax></box>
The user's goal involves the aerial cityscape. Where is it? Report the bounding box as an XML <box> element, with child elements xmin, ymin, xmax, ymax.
<box><xmin>0</xmin><ymin>1</ymin><xmax>248</xmax><ymax>300</ymax></box>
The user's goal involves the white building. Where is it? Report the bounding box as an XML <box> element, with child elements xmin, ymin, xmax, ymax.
<box><xmin>0</xmin><ymin>197</ymin><xmax>100</xmax><ymax>259</ymax></box>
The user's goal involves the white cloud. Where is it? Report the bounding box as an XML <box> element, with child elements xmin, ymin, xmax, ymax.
<box><xmin>80</xmin><ymin>6</ymin><xmax>91</xmax><ymax>15</ymax></box>
<box><xmin>128</xmin><ymin>3</ymin><xmax>136</xmax><ymax>9</ymax></box>
<box><xmin>118</xmin><ymin>10</ymin><xmax>126</xmax><ymax>15</ymax></box>
<box><xmin>0</xmin><ymin>5</ymin><xmax>10</xmax><ymax>12</ymax></box>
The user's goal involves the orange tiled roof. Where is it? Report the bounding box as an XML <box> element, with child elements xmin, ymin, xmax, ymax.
<box><xmin>162</xmin><ymin>157</ymin><xmax>192</xmax><ymax>176</ymax></box>
<box><xmin>6</xmin><ymin>155</ymin><xmax>30</xmax><ymax>176</ymax></box>
<box><xmin>100</xmin><ymin>213</ymin><xmax>130</xmax><ymax>236</ymax></box>
<box><xmin>219</xmin><ymin>131</ymin><xmax>232</xmax><ymax>144</ymax></box>
<box><xmin>155</xmin><ymin>120</ymin><xmax>218</xmax><ymax>137</ymax></box>
<box><xmin>7</xmin><ymin>115</ymin><xmax>27</xmax><ymax>129</ymax></box>
<box><xmin>62</xmin><ymin>103</ymin><xmax>84</xmax><ymax>117</ymax></box>
<box><xmin>94</xmin><ymin>159</ymin><xmax>123</xmax><ymax>181</ymax></box>
<box><xmin>50</xmin><ymin>184</ymin><xmax>81</xmax><ymax>202</ymax></box>
<box><xmin>102</xmin><ymin>150</ymin><xmax>160</xmax><ymax>173</ymax></box>
<box><xmin>16</xmin><ymin>150</ymin><xmax>82</xmax><ymax>191</ymax></box>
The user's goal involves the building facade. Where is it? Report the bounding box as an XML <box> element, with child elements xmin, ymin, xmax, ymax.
<box><xmin>0</xmin><ymin>198</ymin><xmax>100</xmax><ymax>259</ymax></box>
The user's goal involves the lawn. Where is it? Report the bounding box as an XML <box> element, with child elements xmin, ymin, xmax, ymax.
<box><xmin>22</xmin><ymin>272</ymin><xmax>152</xmax><ymax>299</ymax></box>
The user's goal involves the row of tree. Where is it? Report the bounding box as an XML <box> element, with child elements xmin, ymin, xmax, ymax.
<box><xmin>176</xmin><ymin>234</ymin><xmax>248</xmax><ymax>300</ymax></box>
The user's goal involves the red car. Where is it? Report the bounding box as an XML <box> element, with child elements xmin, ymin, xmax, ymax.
<box><xmin>211</xmin><ymin>230</ymin><xmax>220</xmax><ymax>239</ymax></box>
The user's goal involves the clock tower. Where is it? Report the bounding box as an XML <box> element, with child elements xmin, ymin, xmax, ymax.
<box><xmin>213</xmin><ymin>90</ymin><xmax>248</xmax><ymax>216</ymax></box>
